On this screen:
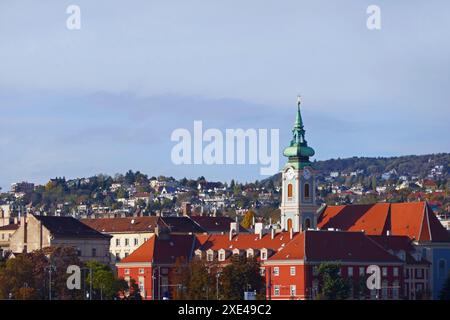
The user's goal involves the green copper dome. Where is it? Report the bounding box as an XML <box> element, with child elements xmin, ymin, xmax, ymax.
<box><xmin>283</xmin><ymin>96</ymin><xmax>315</xmax><ymax>166</ymax></box>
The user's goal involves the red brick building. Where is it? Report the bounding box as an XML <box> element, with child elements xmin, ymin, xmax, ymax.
<box><xmin>116</xmin><ymin>230</ymin><xmax>197</xmax><ymax>300</ymax></box>
<box><xmin>116</xmin><ymin>226</ymin><xmax>411</xmax><ymax>300</ymax></box>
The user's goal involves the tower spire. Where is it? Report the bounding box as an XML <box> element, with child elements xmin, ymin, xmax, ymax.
<box><xmin>283</xmin><ymin>95</ymin><xmax>315</xmax><ymax>167</ymax></box>
<box><xmin>295</xmin><ymin>95</ymin><xmax>304</xmax><ymax>130</ymax></box>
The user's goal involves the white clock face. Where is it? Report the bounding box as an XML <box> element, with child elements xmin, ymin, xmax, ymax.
<box><xmin>286</xmin><ymin>168</ymin><xmax>295</xmax><ymax>180</ymax></box>
<box><xmin>303</xmin><ymin>169</ymin><xmax>311</xmax><ymax>180</ymax></box>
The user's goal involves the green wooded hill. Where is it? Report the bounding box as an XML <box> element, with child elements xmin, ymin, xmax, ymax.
<box><xmin>263</xmin><ymin>153</ymin><xmax>450</xmax><ymax>187</ymax></box>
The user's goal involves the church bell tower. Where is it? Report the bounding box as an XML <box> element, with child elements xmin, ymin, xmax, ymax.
<box><xmin>280</xmin><ymin>96</ymin><xmax>319</xmax><ymax>232</ymax></box>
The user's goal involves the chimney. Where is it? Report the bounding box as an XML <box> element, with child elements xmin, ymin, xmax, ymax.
<box><xmin>182</xmin><ymin>202</ymin><xmax>192</xmax><ymax>217</ymax></box>
<box><xmin>290</xmin><ymin>227</ymin><xmax>294</xmax><ymax>239</ymax></box>
<box><xmin>255</xmin><ymin>222</ymin><xmax>264</xmax><ymax>239</ymax></box>
<box><xmin>271</xmin><ymin>228</ymin><xmax>275</xmax><ymax>240</ymax></box>
<box><xmin>252</xmin><ymin>215</ymin><xmax>256</xmax><ymax>228</ymax></box>
<box><xmin>229</xmin><ymin>222</ymin><xmax>238</xmax><ymax>241</ymax></box>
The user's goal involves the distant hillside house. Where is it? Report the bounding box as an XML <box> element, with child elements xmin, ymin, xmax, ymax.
<box><xmin>9</xmin><ymin>215</ymin><xmax>111</xmax><ymax>264</ymax></box>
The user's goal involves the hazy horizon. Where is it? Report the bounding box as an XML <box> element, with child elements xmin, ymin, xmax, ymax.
<box><xmin>1</xmin><ymin>1</ymin><xmax>450</xmax><ymax>191</ymax></box>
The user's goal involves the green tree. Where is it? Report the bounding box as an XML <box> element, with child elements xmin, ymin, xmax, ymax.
<box><xmin>85</xmin><ymin>260</ymin><xmax>127</xmax><ymax>300</ymax></box>
<box><xmin>316</xmin><ymin>263</ymin><xmax>351</xmax><ymax>300</ymax></box>
<box><xmin>220</xmin><ymin>255</ymin><xmax>264</xmax><ymax>300</ymax></box>
<box><xmin>172</xmin><ymin>257</ymin><xmax>214</xmax><ymax>300</ymax></box>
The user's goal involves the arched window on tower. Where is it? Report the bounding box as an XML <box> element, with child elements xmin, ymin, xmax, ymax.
<box><xmin>304</xmin><ymin>183</ymin><xmax>310</xmax><ymax>198</ymax></box>
<box><xmin>304</xmin><ymin>218</ymin><xmax>311</xmax><ymax>230</ymax></box>
<box><xmin>287</xmin><ymin>219</ymin><xmax>293</xmax><ymax>232</ymax></box>
<box><xmin>287</xmin><ymin>183</ymin><xmax>293</xmax><ymax>199</ymax></box>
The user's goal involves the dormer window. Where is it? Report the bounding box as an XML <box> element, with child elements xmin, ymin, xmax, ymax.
<box><xmin>246</xmin><ymin>249</ymin><xmax>254</xmax><ymax>258</ymax></box>
<box><xmin>218</xmin><ymin>249</ymin><xmax>226</xmax><ymax>262</ymax></box>
<box><xmin>232</xmin><ymin>248</ymin><xmax>241</xmax><ymax>256</ymax></box>
<box><xmin>207</xmin><ymin>249</ymin><xmax>214</xmax><ymax>262</ymax></box>
<box><xmin>195</xmin><ymin>249</ymin><xmax>203</xmax><ymax>260</ymax></box>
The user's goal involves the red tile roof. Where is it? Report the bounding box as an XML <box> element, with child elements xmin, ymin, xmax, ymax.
<box><xmin>119</xmin><ymin>234</ymin><xmax>197</xmax><ymax>264</ymax></box>
<box><xmin>318</xmin><ymin>203</ymin><xmax>390</xmax><ymax>235</ymax></box>
<box><xmin>369</xmin><ymin>235</ymin><xmax>430</xmax><ymax>265</ymax></box>
<box><xmin>270</xmin><ymin>230</ymin><xmax>401</xmax><ymax>263</ymax></box>
<box><xmin>318</xmin><ymin>201</ymin><xmax>450</xmax><ymax>243</ymax></box>
<box><xmin>0</xmin><ymin>224</ymin><xmax>19</xmax><ymax>231</ymax></box>
<box><xmin>81</xmin><ymin>217</ymin><xmax>159</xmax><ymax>233</ymax></box>
<box><xmin>190</xmin><ymin>216</ymin><xmax>249</xmax><ymax>233</ymax></box>
<box><xmin>197</xmin><ymin>231</ymin><xmax>297</xmax><ymax>252</ymax></box>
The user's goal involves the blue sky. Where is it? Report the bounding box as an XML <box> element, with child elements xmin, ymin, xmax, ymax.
<box><xmin>0</xmin><ymin>1</ymin><xmax>449</xmax><ymax>191</ymax></box>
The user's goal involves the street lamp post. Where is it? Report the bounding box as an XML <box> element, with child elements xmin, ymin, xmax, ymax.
<box><xmin>81</xmin><ymin>266</ymin><xmax>93</xmax><ymax>300</ymax></box>
<box><xmin>216</xmin><ymin>273</ymin><xmax>221</xmax><ymax>300</ymax></box>
<box><xmin>45</xmin><ymin>265</ymin><xmax>56</xmax><ymax>300</ymax></box>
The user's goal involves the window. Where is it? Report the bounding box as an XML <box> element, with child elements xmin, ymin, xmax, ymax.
<box><xmin>134</xmin><ymin>238</ymin><xmax>139</xmax><ymax>246</ymax></box>
<box><xmin>393</xmin><ymin>267</ymin><xmax>399</xmax><ymax>277</ymax></box>
<box><xmin>287</xmin><ymin>219</ymin><xmax>293</xmax><ymax>232</ymax></box>
<box><xmin>439</xmin><ymin>259</ymin><xmax>447</xmax><ymax>279</ymax></box>
<box><xmin>247</xmin><ymin>249</ymin><xmax>254</xmax><ymax>258</ymax></box>
<box><xmin>304</xmin><ymin>218</ymin><xmax>311</xmax><ymax>230</ymax></box>
<box><xmin>115</xmin><ymin>252</ymin><xmax>121</xmax><ymax>262</ymax></box>
<box><xmin>348</xmin><ymin>267</ymin><xmax>353</xmax><ymax>277</ymax></box>
<box><xmin>381</xmin><ymin>280</ymin><xmax>388</xmax><ymax>299</ymax></box>
<box><xmin>125</xmin><ymin>238</ymin><xmax>129</xmax><ymax>246</ymax></box>
<box><xmin>92</xmin><ymin>248</ymin><xmax>97</xmax><ymax>257</ymax></box>
<box><xmin>219</xmin><ymin>251</ymin><xmax>225</xmax><ymax>261</ymax></box>
<box><xmin>287</xmin><ymin>184</ymin><xmax>293</xmax><ymax>198</ymax></box>
<box><xmin>359</xmin><ymin>267</ymin><xmax>365</xmax><ymax>276</ymax></box>
<box><xmin>416</xmin><ymin>283</ymin><xmax>423</xmax><ymax>294</ymax></box>
<box><xmin>382</xmin><ymin>267</ymin><xmax>387</xmax><ymax>277</ymax></box>
<box><xmin>393</xmin><ymin>281</ymin><xmax>399</xmax><ymax>299</ymax></box>
<box><xmin>260</xmin><ymin>268</ymin><xmax>265</xmax><ymax>276</ymax></box>
<box><xmin>304</xmin><ymin>183</ymin><xmax>310</xmax><ymax>198</ymax></box>
<box><xmin>416</xmin><ymin>268</ymin><xmax>423</xmax><ymax>278</ymax></box>
<box><xmin>144</xmin><ymin>237</ymin><xmax>148</xmax><ymax>242</ymax></box>
<box><xmin>274</xmin><ymin>285</ymin><xmax>280</xmax><ymax>296</ymax></box>
<box><xmin>115</xmin><ymin>238</ymin><xmax>120</xmax><ymax>246</ymax></box>
<box><xmin>138</xmin><ymin>276</ymin><xmax>145</xmax><ymax>294</ymax></box>
<box><xmin>290</xmin><ymin>266</ymin><xmax>296</xmax><ymax>276</ymax></box>
<box><xmin>124</xmin><ymin>269</ymin><xmax>130</xmax><ymax>275</ymax></box>
<box><xmin>207</xmin><ymin>251</ymin><xmax>214</xmax><ymax>262</ymax></box>
<box><xmin>261</xmin><ymin>250</ymin><xmax>267</xmax><ymax>260</ymax></box>
<box><xmin>139</xmin><ymin>268</ymin><xmax>145</xmax><ymax>274</ymax></box>
<box><xmin>273</xmin><ymin>267</ymin><xmax>280</xmax><ymax>276</ymax></box>
<box><xmin>313</xmin><ymin>266</ymin><xmax>319</xmax><ymax>276</ymax></box>
<box><xmin>290</xmin><ymin>285</ymin><xmax>296</xmax><ymax>297</ymax></box>
<box><xmin>124</xmin><ymin>252</ymin><xmax>129</xmax><ymax>257</ymax></box>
